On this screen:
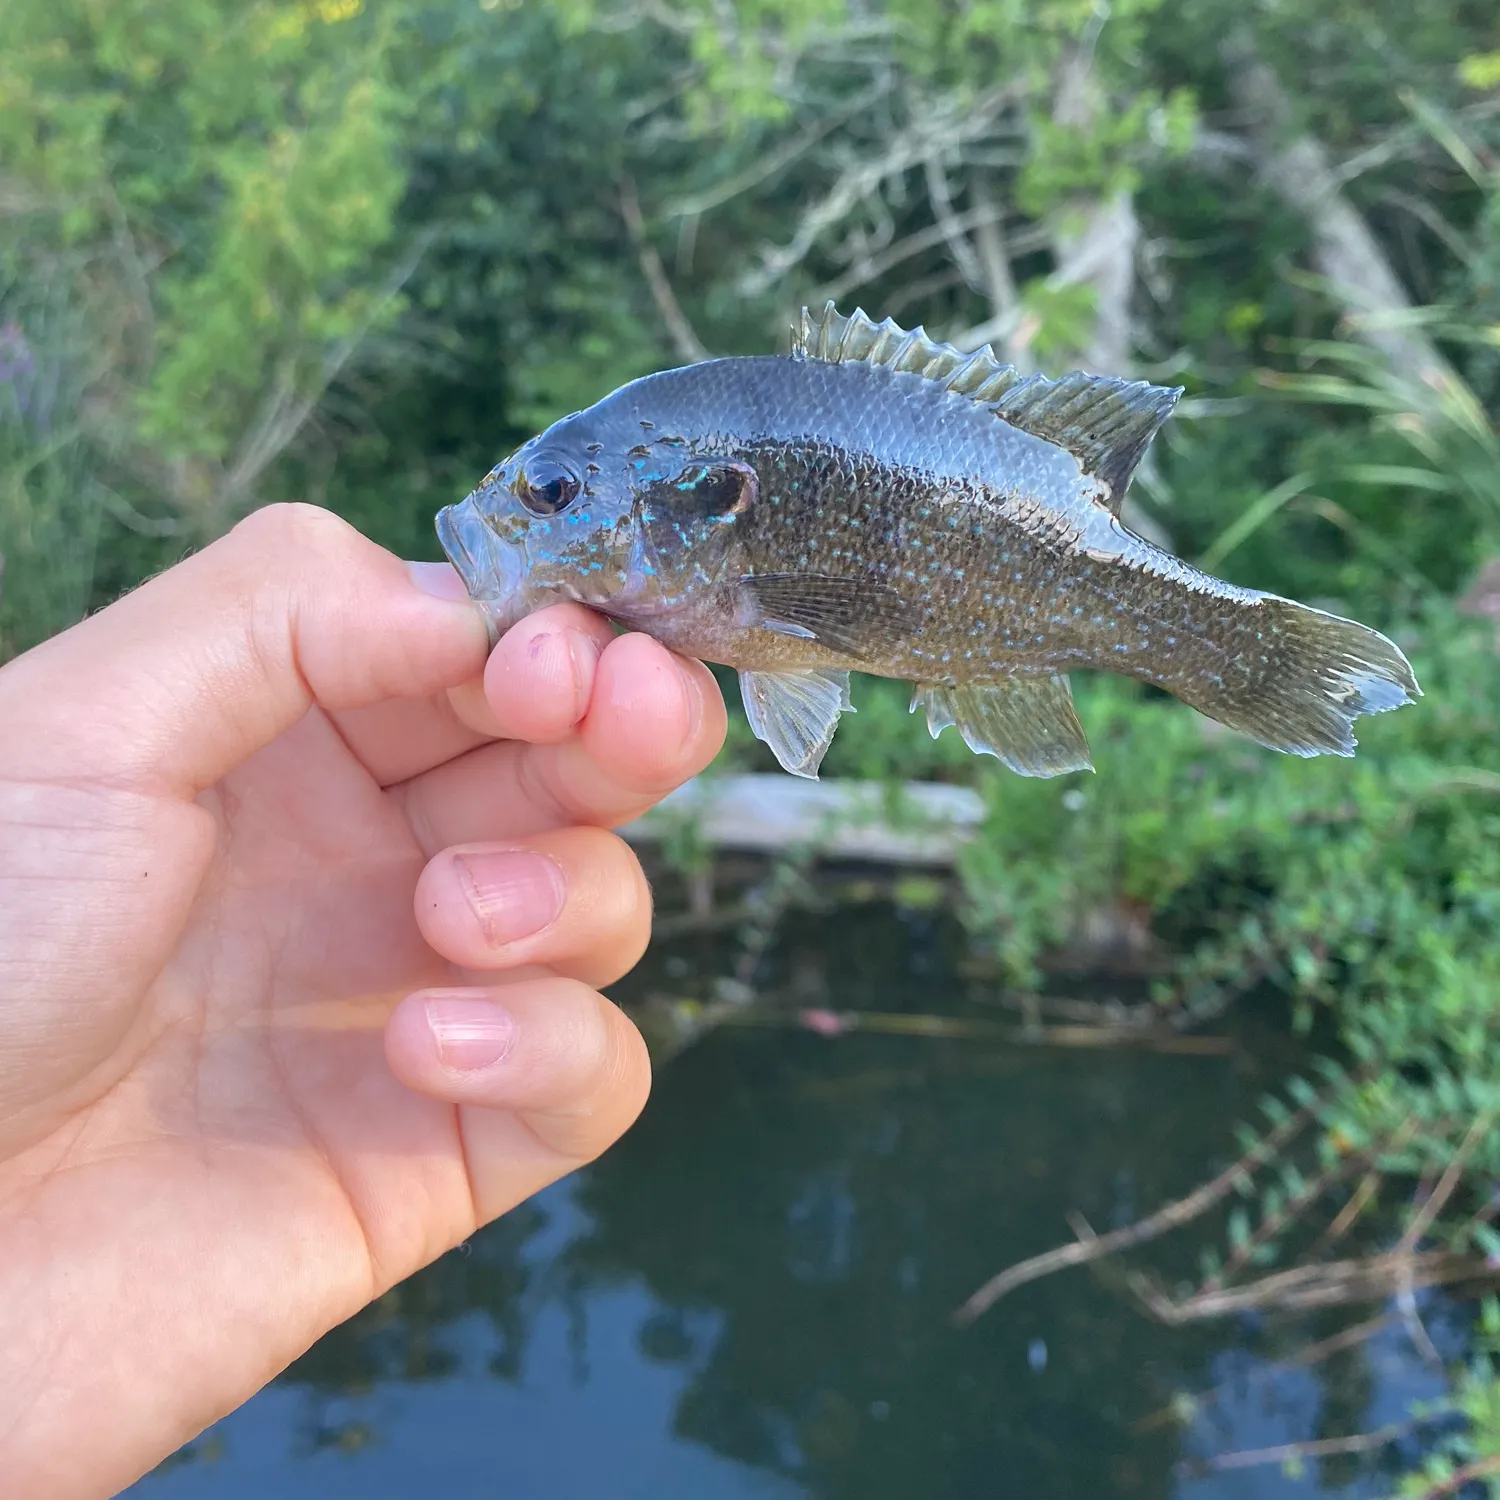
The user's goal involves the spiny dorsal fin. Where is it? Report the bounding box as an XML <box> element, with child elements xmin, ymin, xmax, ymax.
<box><xmin>791</xmin><ymin>302</ymin><xmax>1183</xmax><ymax>511</ymax></box>
<box><xmin>791</xmin><ymin>302</ymin><xmax>1030</xmax><ymax>404</ymax></box>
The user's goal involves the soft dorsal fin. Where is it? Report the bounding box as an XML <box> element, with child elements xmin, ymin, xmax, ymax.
<box><xmin>791</xmin><ymin>302</ymin><xmax>1183</xmax><ymax>511</ymax></box>
<box><xmin>991</xmin><ymin>370</ymin><xmax>1182</xmax><ymax>510</ymax></box>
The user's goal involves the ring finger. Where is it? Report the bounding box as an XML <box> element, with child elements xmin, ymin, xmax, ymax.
<box><xmin>415</xmin><ymin>825</ymin><xmax>652</xmax><ymax>989</ymax></box>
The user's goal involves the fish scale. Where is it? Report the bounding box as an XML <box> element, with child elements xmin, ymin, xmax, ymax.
<box><xmin>437</xmin><ymin>303</ymin><xmax>1419</xmax><ymax>779</ymax></box>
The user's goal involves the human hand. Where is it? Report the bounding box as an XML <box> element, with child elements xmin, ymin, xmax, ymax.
<box><xmin>0</xmin><ymin>503</ymin><xmax>726</xmax><ymax>1498</ymax></box>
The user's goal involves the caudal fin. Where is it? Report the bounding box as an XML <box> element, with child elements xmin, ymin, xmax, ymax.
<box><xmin>1175</xmin><ymin>597</ymin><xmax>1420</xmax><ymax>757</ymax></box>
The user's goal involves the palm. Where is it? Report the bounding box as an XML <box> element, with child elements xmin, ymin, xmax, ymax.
<box><xmin>1</xmin><ymin>706</ymin><xmax>518</xmax><ymax>1467</ymax></box>
<box><xmin>146</xmin><ymin>706</ymin><xmax>474</xmax><ymax>1283</ymax></box>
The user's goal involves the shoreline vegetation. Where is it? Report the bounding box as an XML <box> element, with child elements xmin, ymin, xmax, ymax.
<box><xmin>4</xmin><ymin>0</ymin><xmax>1499</xmax><ymax>1489</ymax></box>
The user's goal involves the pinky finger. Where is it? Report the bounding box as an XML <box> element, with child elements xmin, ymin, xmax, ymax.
<box><xmin>384</xmin><ymin>979</ymin><xmax>652</xmax><ymax>1219</ymax></box>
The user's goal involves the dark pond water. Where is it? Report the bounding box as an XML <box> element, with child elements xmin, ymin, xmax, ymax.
<box><xmin>131</xmin><ymin>901</ymin><xmax>1461</xmax><ymax>1500</ymax></box>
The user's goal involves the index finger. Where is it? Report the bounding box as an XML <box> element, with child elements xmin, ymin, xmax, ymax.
<box><xmin>330</xmin><ymin>602</ymin><xmax>619</xmax><ymax>786</ymax></box>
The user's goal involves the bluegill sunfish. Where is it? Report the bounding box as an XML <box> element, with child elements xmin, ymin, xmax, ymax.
<box><xmin>437</xmin><ymin>304</ymin><xmax>1418</xmax><ymax>778</ymax></box>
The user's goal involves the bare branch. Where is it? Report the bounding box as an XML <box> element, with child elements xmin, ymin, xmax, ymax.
<box><xmin>881</xmin><ymin>267</ymin><xmax>964</xmax><ymax>320</ymax></box>
<box><xmin>736</xmin><ymin>83</ymin><xmax>1025</xmax><ymax>298</ymax></box>
<box><xmin>923</xmin><ymin>155</ymin><xmax>984</xmax><ymax>291</ymax></box>
<box><xmin>1137</xmin><ymin>1247</ymin><xmax>1493</xmax><ymax>1323</ymax></box>
<box><xmin>1048</xmin><ymin>190</ymin><xmax>1141</xmax><ymax>375</ymax></box>
<box><xmin>1413</xmin><ymin>1452</ymin><xmax>1500</xmax><ymax>1500</ymax></box>
<box><xmin>968</xmin><ymin>173</ymin><xmax>1023</xmax><ymax>342</ymax></box>
<box><xmin>810</xmin><ymin>204</ymin><xmax>1047</xmax><ymax>308</ymax></box>
<box><xmin>215</xmin><ymin>228</ymin><xmax>437</xmax><ymax>523</ymax></box>
<box><xmin>953</xmin><ymin>1100</ymin><xmax>1316</xmax><ymax>1325</ymax></box>
<box><xmin>1194</xmin><ymin>1422</ymin><xmax>1412</xmax><ymax>1474</ymax></box>
<box><xmin>664</xmin><ymin>81</ymin><xmax>891</xmax><ymax>219</ymax></box>
<box><xmin>1397</xmin><ymin>1110</ymin><xmax>1495</xmax><ymax>1254</ymax></box>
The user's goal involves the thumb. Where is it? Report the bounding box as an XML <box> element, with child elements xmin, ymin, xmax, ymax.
<box><xmin>0</xmin><ymin>504</ymin><xmax>490</xmax><ymax>796</ymax></box>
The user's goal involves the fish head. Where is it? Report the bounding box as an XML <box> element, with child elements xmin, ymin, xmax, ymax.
<box><xmin>437</xmin><ymin>389</ymin><xmax>754</xmax><ymax>640</ymax></box>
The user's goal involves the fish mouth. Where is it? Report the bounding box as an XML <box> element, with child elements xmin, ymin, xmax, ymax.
<box><xmin>435</xmin><ymin>494</ymin><xmax>530</xmax><ymax>645</ymax></box>
<box><xmin>435</xmin><ymin>503</ymin><xmax>475</xmax><ymax>581</ymax></box>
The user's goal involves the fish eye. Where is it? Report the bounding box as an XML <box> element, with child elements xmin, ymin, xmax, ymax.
<box><xmin>517</xmin><ymin>460</ymin><xmax>580</xmax><ymax>516</ymax></box>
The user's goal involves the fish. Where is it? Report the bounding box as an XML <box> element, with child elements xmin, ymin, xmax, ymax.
<box><xmin>436</xmin><ymin>302</ymin><xmax>1419</xmax><ymax>779</ymax></box>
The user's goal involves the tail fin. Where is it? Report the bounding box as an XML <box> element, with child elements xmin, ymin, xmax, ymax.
<box><xmin>1174</xmin><ymin>597</ymin><xmax>1420</xmax><ymax>757</ymax></box>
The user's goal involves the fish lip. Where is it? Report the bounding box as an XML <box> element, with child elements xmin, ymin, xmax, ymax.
<box><xmin>435</xmin><ymin>494</ymin><xmax>529</xmax><ymax>643</ymax></box>
<box><xmin>435</xmin><ymin>502</ymin><xmax>476</xmax><ymax>582</ymax></box>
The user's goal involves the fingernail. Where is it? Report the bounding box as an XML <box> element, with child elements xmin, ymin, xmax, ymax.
<box><xmin>406</xmin><ymin>560</ymin><xmax>473</xmax><ymax>603</ymax></box>
<box><xmin>455</xmin><ymin>849</ymin><xmax>566</xmax><ymax>946</ymax></box>
<box><xmin>425</xmin><ymin>993</ymin><xmax>516</xmax><ymax>1071</ymax></box>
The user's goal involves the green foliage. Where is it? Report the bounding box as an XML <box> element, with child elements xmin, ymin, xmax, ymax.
<box><xmin>1398</xmin><ymin>1298</ymin><xmax>1500</xmax><ymax>1497</ymax></box>
<box><xmin>0</xmin><ymin>0</ymin><xmax>428</xmax><ymax>530</ymax></box>
<box><xmin>1017</xmin><ymin>87</ymin><xmax>1196</xmax><ymax>214</ymax></box>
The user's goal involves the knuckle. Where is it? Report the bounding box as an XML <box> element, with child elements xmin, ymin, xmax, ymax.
<box><xmin>569</xmin><ymin>995</ymin><xmax>645</xmax><ymax>1125</ymax></box>
<box><xmin>565</xmin><ymin>827</ymin><xmax>653</xmax><ymax>925</ymax></box>
<box><xmin>232</xmin><ymin>502</ymin><xmax>357</xmax><ymax>562</ymax></box>
<box><xmin>520</xmin><ymin>985</ymin><xmax>649</xmax><ymax>1161</ymax></box>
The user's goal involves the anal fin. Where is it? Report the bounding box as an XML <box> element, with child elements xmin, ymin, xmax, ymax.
<box><xmin>740</xmin><ymin>668</ymin><xmax>854</xmax><ymax>779</ymax></box>
<box><xmin>910</xmin><ymin>676</ymin><xmax>1093</xmax><ymax>777</ymax></box>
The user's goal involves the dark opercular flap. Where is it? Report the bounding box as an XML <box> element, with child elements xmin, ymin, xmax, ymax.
<box><xmin>673</xmin><ymin>459</ymin><xmax>758</xmax><ymax>517</ymax></box>
<box><xmin>740</xmin><ymin>572</ymin><xmax>919</xmax><ymax>660</ymax></box>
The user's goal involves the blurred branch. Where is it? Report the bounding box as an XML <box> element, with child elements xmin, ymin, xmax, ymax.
<box><xmin>663</xmin><ymin>80</ymin><xmax>891</xmax><ymax>219</ymax></box>
<box><xmin>813</xmin><ymin>208</ymin><xmax>1048</xmax><ymax>312</ymax></box>
<box><xmin>1396</xmin><ymin>1111</ymin><xmax>1496</xmax><ymax>1255</ymax></box>
<box><xmin>1202</xmin><ymin>1140</ymin><xmax>1381</xmax><ymax>1293</ymax></box>
<box><xmin>1413</xmin><ymin>1453</ymin><xmax>1500</xmax><ymax>1499</ymax></box>
<box><xmin>1048</xmin><ymin>38</ymin><xmax>1139</xmax><ymax>377</ymax></box>
<box><xmin>1222</xmin><ymin>31</ymin><xmax>1458</xmax><ymax>389</ymax></box>
<box><xmin>967</xmin><ymin>171</ymin><xmax>1027</xmax><ymax>367</ymax></box>
<box><xmin>1307</xmin><ymin>1119</ymin><xmax>1421</xmax><ymax>1258</ymax></box>
<box><xmin>619</xmin><ymin>175</ymin><xmax>710</xmax><ymax>363</ymax></box>
<box><xmin>211</xmin><ymin>228</ymin><xmax>437</xmax><ymax>528</ymax></box>
<box><xmin>923</xmin><ymin>154</ymin><xmax>985</xmax><ymax>291</ymax></box>
<box><xmin>1133</xmin><ymin>1247</ymin><xmax>1495</xmax><ymax>1323</ymax></box>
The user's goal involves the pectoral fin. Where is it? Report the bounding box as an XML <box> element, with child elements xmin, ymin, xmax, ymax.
<box><xmin>911</xmin><ymin>676</ymin><xmax>1093</xmax><ymax>777</ymax></box>
<box><xmin>739</xmin><ymin>667</ymin><xmax>854</xmax><ymax>779</ymax></box>
<box><xmin>739</xmin><ymin>572</ymin><xmax>917</xmax><ymax>659</ymax></box>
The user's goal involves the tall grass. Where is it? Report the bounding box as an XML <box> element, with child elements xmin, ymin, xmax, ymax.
<box><xmin>0</xmin><ymin>254</ymin><xmax>110</xmax><ymax>662</ymax></box>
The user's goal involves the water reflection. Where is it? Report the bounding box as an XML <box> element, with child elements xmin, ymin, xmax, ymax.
<box><xmin>132</xmin><ymin>905</ymin><xmax>1455</xmax><ymax>1499</ymax></box>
